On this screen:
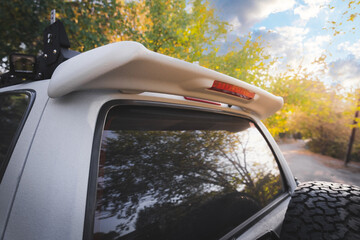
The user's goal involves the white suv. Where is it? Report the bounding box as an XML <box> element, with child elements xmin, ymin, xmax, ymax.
<box><xmin>0</xmin><ymin>21</ymin><xmax>359</xmax><ymax>240</ymax></box>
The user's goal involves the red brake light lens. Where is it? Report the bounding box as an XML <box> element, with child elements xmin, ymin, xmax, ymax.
<box><xmin>209</xmin><ymin>80</ymin><xmax>255</xmax><ymax>100</ymax></box>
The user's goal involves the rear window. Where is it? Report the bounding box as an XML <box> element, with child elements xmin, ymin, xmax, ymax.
<box><xmin>0</xmin><ymin>92</ymin><xmax>32</xmax><ymax>181</ymax></box>
<box><xmin>93</xmin><ymin>106</ymin><xmax>284</xmax><ymax>240</ymax></box>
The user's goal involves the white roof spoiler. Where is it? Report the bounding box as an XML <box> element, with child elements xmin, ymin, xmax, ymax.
<box><xmin>49</xmin><ymin>41</ymin><xmax>283</xmax><ymax>119</ymax></box>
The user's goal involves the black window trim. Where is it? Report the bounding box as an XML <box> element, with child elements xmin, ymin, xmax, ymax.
<box><xmin>0</xmin><ymin>90</ymin><xmax>35</xmax><ymax>183</ymax></box>
<box><xmin>83</xmin><ymin>100</ymin><xmax>291</xmax><ymax>240</ymax></box>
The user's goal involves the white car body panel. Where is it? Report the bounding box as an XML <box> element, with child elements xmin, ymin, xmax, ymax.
<box><xmin>0</xmin><ymin>81</ymin><xmax>49</xmax><ymax>238</ymax></box>
<box><xmin>1</xmin><ymin>80</ymin><xmax>295</xmax><ymax>239</ymax></box>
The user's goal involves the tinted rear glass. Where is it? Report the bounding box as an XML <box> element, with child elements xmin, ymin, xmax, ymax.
<box><xmin>93</xmin><ymin>106</ymin><xmax>284</xmax><ymax>240</ymax></box>
<box><xmin>0</xmin><ymin>92</ymin><xmax>31</xmax><ymax>179</ymax></box>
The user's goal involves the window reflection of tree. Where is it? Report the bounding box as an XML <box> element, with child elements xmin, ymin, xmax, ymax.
<box><xmin>95</xmin><ymin>129</ymin><xmax>282</xmax><ymax>239</ymax></box>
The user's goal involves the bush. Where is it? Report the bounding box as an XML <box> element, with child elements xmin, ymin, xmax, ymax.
<box><xmin>290</xmin><ymin>107</ymin><xmax>353</xmax><ymax>160</ymax></box>
<box><xmin>306</xmin><ymin>138</ymin><xmax>347</xmax><ymax>160</ymax></box>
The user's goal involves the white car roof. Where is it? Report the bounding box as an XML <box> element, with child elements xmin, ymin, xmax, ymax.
<box><xmin>48</xmin><ymin>41</ymin><xmax>283</xmax><ymax>119</ymax></box>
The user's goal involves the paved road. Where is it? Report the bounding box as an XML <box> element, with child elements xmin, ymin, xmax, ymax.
<box><xmin>279</xmin><ymin>141</ymin><xmax>360</xmax><ymax>187</ymax></box>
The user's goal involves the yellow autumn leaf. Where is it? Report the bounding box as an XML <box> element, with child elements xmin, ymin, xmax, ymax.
<box><xmin>348</xmin><ymin>13</ymin><xmax>357</xmax><ymax>21</ymax></box>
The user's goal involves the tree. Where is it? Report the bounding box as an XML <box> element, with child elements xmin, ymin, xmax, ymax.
<box><xmin>200</xmin><ymin>35</ymin><xmax>273</xmax><ymax>89</ymax></box>
<box><xmin>0</xmin><ymin>0</ymin><xmax>228</xmax><ymax>71</ymax></box>
<box><xmin>262</xmin><ymin>59</ymin><xmax>360</xmax><ymax>161</ymax></box>
<box><xmin>109</xmin><ymin>0</ymin><xmax>228</xmax><ymax>62</ymax></box>
<box><xmin>327</xmin><ymin>1</ymin><xmax>360</xmax><ymax>162</ymax></box>
<box><xmin>263</xmin><ymin>63</ymin><xmax>330</xmax><ymax>136</ymax></box>
<box><xmin>344</xmin><ymin>92</ymin><xmax>360</xmax><ymax>164</ymax></box>
<box><xmin>0</xmin><ymin>0</ymin><xmax>127</xmax><ymax>70</ymax></box>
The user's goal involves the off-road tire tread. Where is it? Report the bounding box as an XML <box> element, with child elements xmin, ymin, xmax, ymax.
<box><xmin>280</xmin><ymin>181</ymin><xmax>360</xmax><ymax>240</ymax></box>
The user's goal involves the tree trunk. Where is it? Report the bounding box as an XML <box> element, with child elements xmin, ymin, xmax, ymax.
<box><xmin>345</xmin><ymin>95</ymin><xmax>360</xmax><ymax>166</ymax></box>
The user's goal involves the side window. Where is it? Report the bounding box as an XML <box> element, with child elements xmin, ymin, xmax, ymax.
<box><xmin>0</xmin><ymin>92</ymin><xmax>32</xmax><ymax>181</ymax></box>
<box><xmin>92</xmin><ymin>106</ymin><xmax>284</xmax><ymax>240</ymax></box>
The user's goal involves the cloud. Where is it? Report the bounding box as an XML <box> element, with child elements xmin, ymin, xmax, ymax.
<box><xmin>253</xmin><ymin>26</ymin><xmax>329</xmax><ymax>73</ymax></box>
<box><xmin>214</xmin><ymin>0</ymin><xmax>295</xmax><ymax>33</ymax></box>
<box><xmin>303</xmin><ymin>35</ymin><xmax>330</xmax><ymax>58</ymax></box>
<box><xmin>229</xmin><ymin>17</ymin><xmax>242</xmax><ymax>31</ymax></box>
<box><xmin>294</xmin><ymin>0</ymin><xmax>330</xmax><ymax>20</ymax></box>
<box><xmin>258</xmin><ymin>27</ymin><xmax>308</xmax><ymax>65</ymax></box>
<box><xmin>329</xmin><ymin>56</ymin><xmax>360</xmax><ymax>89</ymax></box>
<box><xmin>338</xmin><ymin>40</ymin><xmax>360</xmax><ymax>59</ymax></box>
<box><xmin>253</xmin><ymin>26</ymin><xmax>358</xmax><ymax>89</ymax></box>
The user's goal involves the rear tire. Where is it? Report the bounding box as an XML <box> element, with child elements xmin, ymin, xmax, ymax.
<box><xmin>280</xmin><ymin>181</ymin><xmax>360</xmax><ymax>240</ymax></box>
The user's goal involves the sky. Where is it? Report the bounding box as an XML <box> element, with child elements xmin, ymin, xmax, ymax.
<box><xmin>211</xmin><ymin>0</ymin><xmax>360</xmax><ymax>90</ymax></box>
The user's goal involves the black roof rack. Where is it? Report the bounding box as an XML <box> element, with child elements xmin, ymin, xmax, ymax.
<box><xmin>38</xmin><ymin>20</ymin><xmax>79</xmax><ymax>80</ymax></box>
<box><xmin>1</xmin><ymin>12</ymin><xmax>79</xmax><ymax>88</ymax></box>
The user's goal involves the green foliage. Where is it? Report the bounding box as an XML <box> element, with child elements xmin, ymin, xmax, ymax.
<box><xmin>267</xmin><ymin>67</ymin><xmax>359</xmax><ymax>160</ymax></box>
<box><xmin>298</xmin><ymin>89</ymin><xmax>360</xmax><ymax>160</ymax></box>
<box><xmin>0</xmin><ymin>0</ymin><xmax>126</xmax><ymax>69</ymax></box>
<box><xmin>200</xmin><ymin>35</ymin><xmax>272</xmax><ymax>88</ymax></box>
<box><xmin>264</xmin><ymin>62</ymin><xmax>331</xmax><ymax>136</ymax></box>
<box><xmin>114</xmin><ymin>0</ymin><xmax>228</xmax><ymax>62</ymax></box>
<box><xmin>300</xmin><ymin>110</ymin><xmax>351</xmax><ymax>159</ymax></box>
<box><xmin>0</xmin><ymin>0</ymin><xmax>227</xmax><ymax>70</ymax></box>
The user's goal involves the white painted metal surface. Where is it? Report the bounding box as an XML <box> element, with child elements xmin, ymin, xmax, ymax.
<box><xmin>4</xmin><ymin>90</ymin><xmax>108</xmax><ymax>240</ymax></box>
<box><xmin>0</xmin><ymin>81</ymin><xmax>49</xmax><ymax>239</ymax></box>
<box><xmin>1</xmin><ymin>86</ymin><xmax>295</xmax><ymax>240</ymax></box>
<box><xmin>49</xmin><ymin>41</ymin><xmax>283</xmax><ymax>119</ymax></box>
